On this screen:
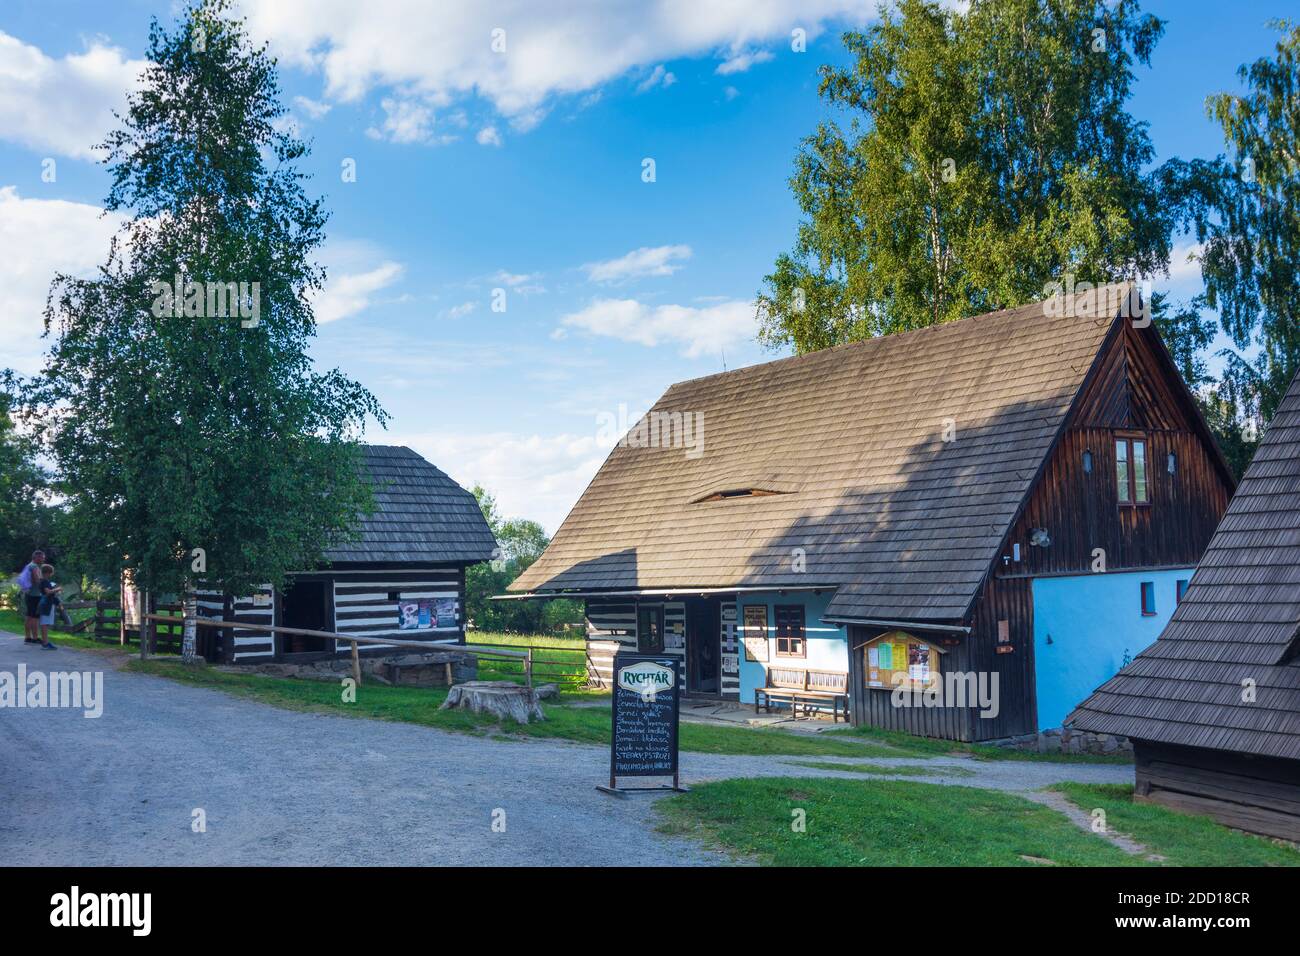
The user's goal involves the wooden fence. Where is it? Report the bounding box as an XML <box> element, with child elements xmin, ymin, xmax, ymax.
<box><xmin>139</xmin><ymin>613</ymin><xmax>533</xmax><ymax>688</ymax></box>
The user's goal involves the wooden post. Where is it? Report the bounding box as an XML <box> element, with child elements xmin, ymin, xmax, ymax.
<box><xmin>139</xmin><ymin>590</ymin><xmax>151</xmax><ymax>661</ymax></box>
<box><xmin>351</xmin><ymin>639</ymin><xmax>362</xmax><ymax>686</ymax></box>
<box><xmin>526</xmin><ymin>648</ymin><xmax>533</xmax><ymax>689</ymax></box>
<box><xmin>221</xmin><ymin>593</ymin><xmax>235</xmax><ymax>664</ymax></box>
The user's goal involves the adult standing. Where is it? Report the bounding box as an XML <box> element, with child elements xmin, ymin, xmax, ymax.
<box><xmin>16</xmin><ymin>550</ymin><xmax>44</xmax><ymax>644</ymax></box>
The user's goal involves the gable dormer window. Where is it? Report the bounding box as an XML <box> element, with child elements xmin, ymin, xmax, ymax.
<box><xmin>1116</xmin><ymin>435</ymin><xmax>1149</xmax><ymax>505</ymax></box>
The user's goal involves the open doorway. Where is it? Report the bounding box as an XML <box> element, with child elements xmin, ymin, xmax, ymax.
<box><xmin>279</xmin><ymin>578</ymin><xmax>335</xmax><ymax>656</ymax></box>
<box><xmin>687</xmin><ymin>598</ymin><xmax>720</xmax><ymax>695</ymax></box>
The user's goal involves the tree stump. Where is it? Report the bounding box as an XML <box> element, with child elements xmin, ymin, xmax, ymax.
<box><xmin>440</xmin><ymin>681</ymin><xmax>545</xmax><ymax>724</ymax></box>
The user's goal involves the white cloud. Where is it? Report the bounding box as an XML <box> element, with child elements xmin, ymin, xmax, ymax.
<box><xmin>490</xmin><ymin>269</ymin><xmax>545</xmax><ymax>295</ymax></box>
<box><xmin>389</xmin><ymin>429</ymin><xmax>609</xmax><ymax>533</ymax></box>
<box><xmin>293</xmin><ymin>94</ymin><xmax>332</xmax><ymax>119</ymax></box>
<box><xmin>444</xmin><ymin>300</ymin><xmax>478</xmax><ymax>319</ymax></box>
<box><xmin>582</xmin><ymin>244</ymin><xmax>692</xmax><ymax>283</ymax></box>
<box><xmin>476</xmin><ymin>125</ymin><xmax>503</xmax><ymax>146</ymax></box>
<box><xmin>716</xmin><ymin>48</ymin><xmax>775</xmax><ymax>74</ymax></box>
<box><xmin>636</xmin><ymin>64</ymin><xmax>677</xmax><ymax>93</ymax></box>
<box><xmin>313</xmin><ymin>261</ymin><xmax>404</xmax><ymax>323</ymax></box>
<box><xmin>560</xmin><ymin>297</ymin><xmax>757</xmax><ymax>358</ymax></box>
<box><xmin>240</xmin><ymin>1</ymin><xmax>864</xmax><ymax>131</ymax></box>
<box><xmin>0</xmin><ymin>31</ymin><xmax>145</xmax><ymax>160</ymax></box>
<box><xmin>724</xmin><ymin>85</ymin><xmax>740</xmax><ymax>100</ymax></box>
<box><xmin>0</xmin><ymin>186</ymin><xmax>122</xmax><ymax>373</ymax></box>
<box><xmin>365</xmin><ymin>96</ymin><xmax>446</xmax><ymax>144</ymax></box>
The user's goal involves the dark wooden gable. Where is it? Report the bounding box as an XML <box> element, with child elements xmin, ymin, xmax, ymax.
<box><xmin>992</xmin><ymin>318</ymin><xmax>1234</xmax><ymax>578</ymax></box>
<box><xmin>1072</xmin><ymin>317</ymin><xmax>1214</xmax><ymax>432</ymax></box>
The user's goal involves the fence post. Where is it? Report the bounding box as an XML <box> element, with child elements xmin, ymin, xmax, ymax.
<box><xmin>351</xmin><ymin>639</ymin><xmax>362</xmax><ymax>687</ymax></box>
<box><xmin>525</xmin><ymin>648</ymin><xmax>533</xmax><ymax>690</ymax></box>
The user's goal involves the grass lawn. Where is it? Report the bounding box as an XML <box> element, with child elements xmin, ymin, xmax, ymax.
<box><xmin>0</xmin><ymin>607</ymin><xmax>123</xmax><ymax>654</ymax></box>
<box><xmin>657</xmin><ymin>777</ymin><xmax>1137</xmax><ymax>866</ymax></box>
<box><xmin>465</xmin><ymin>630</ymin><xmax>589</xmax><ymax>689</ymax></box>
<box><xmin>121</xmin><ymin>657</ymin><xmax>934</xmax><ymax>757</ymax></box>
<box><xmin>1052</xmin><ymin>783</ymin><xmax>1300</xmax><ymax>867</ymax></box>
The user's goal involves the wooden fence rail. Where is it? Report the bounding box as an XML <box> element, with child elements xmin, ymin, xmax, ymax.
<box><xmin>141</xmin><ymin>613</ymin><xmax>532</xmax><ymax>688</ymax></box>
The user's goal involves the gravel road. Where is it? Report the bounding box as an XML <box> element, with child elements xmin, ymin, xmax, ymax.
<box><xmin>0</xmin><ymin>635</ymin><xmax>1130</xmax><ymax>866</ymax></box>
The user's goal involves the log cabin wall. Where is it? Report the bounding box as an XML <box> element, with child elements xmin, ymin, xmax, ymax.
<box><xmin>329</xmin><ymin>563</ymin><xmax>467</xmax><ymax>654</ymax></box>
<box><xmin>194</xmin><ymin>563</ymin><xmax>468</xmax><ymax>664</ymax></box>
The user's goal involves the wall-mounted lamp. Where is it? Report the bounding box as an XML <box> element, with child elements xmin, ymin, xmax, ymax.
<box><xmin>1167</xmin><ymin>451</ymin><xmax>1177</xmax><ymax>475</ymax></box>
<box><xmin>1082</xmin><ymin>449</ymin><xmax>1093</xmax><ymax>474</ymax></box>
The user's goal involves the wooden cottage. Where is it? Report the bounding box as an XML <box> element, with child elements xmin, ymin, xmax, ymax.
<box><xmin>1070</xmin><ymin>366</ymin><xmax>1300</xmax><ymax>840</ymax></box>
<box><xmin>505</xmin><ymin>283</ymin><xmax>1234</xmax><ymax>741</ymax></box>
<box><xmin>195</xmin><ymin>445</ymin><xmax>496</xmax><ymax>663</ymax></box>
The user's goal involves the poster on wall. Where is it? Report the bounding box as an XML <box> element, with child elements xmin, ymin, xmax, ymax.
<box><xmin>741</xmin><ymin>605</ymin><xmax>769</xmax><ymax>662</ymax></box>
<box><xmin>435</xmin><ymin>597</ymin><xmax>458</xmax><ymax>629</ymax></box>
<box><xmin>399</xmin><ymin>598</ymin><xmax>460</xmax><ymax>630</ymax></box>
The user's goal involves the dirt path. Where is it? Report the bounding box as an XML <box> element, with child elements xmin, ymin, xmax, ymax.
<box><xmin>0</xmin><ymin>635</ymin><xmax>1131</xmax><ymax>866</ymax></box>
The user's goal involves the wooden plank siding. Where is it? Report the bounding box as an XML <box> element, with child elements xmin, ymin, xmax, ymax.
<box><xmin>997</xmin><ymin>320</ymin><xmax>1232</xmax><ymax>579</ymax></box>
<box><xmin>1134</xmin><ymin>741</ymin><xmax>1300</xmax><ymax>842</ymax></box>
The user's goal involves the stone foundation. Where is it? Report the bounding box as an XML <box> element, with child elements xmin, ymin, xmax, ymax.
<box><xmin>989</xmin><ymin>727</ymin><xmax>1134</xmax><ymax>756</ymax></box>
<box><xmin>237</xmin><ymin>650</ymin><xmax>477</xmax><ymax>687</ymax></box>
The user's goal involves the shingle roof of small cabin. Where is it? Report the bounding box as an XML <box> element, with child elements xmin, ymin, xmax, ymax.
<box><xmin>325</xmin><ymin>445</ymin><xmax>496</xmax><ymax>564</ymax></box>
<box><xmin>511</xmin><ymin>284</ymin><xmax>1138</xmax><ymax>623</ymax></box>
<box><xmin>1069</xmin><ymin>367</ymin><xmax>1300</xmax><ymax>760</ymax></box>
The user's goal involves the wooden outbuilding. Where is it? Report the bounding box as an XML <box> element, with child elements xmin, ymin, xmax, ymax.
<box><xmin>1070</xmin><ymin>367</ymin><xmax>1300</xmax><ymax>841</ymax></box>
<box><xmin>505</xmin><ymin>283</ymin><xmax>1235</xmax><ymax>741</ymax></box>
<box><xmin>195</xmin><ymin>445</ymin><xmax>496</xmax><ymax>663</ymax></box>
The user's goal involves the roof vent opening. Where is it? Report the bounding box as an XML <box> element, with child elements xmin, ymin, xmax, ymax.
<box><xmin>695</xmin><ymin>488</ymin><xmax>788</xmax><ymax>503</ymax></box>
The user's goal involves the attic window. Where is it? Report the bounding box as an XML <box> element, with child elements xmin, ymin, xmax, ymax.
<box><xmin>695</xmin><ymin>488</ymin><xmax>787</xmax><ymax>503</ymax></box>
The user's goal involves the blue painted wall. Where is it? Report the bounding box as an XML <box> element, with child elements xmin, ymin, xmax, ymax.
<box><xmin>1033</xmin><ymin>568</ymin><xmax>1192</xmax><ymax>730</ymax></box>
<box><xmin>737</xmin><ymin>591</ymin><xmax>848</xmax><ymax>702</ymax></box>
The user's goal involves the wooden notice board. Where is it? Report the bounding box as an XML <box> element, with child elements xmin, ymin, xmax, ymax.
<box><xmin>862</xmin><ymin>630</ymin><xmax>940</xmax><ymax>691</ymax></box>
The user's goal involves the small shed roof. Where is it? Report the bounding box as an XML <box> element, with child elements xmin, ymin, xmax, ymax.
<box><xmin>325</xmin><ymin>445</ymin><xmax>496</xmax><ymax>565</ymax></box>
<box><xmin>511</xmin><ymin>285</ymin><xmax>1135</xmax><ymax>622</ymax></box>
<box><xmin>1069</xmin><ymin>366</ymin><xmax>1300</xmax><ymax>760</ymax></box>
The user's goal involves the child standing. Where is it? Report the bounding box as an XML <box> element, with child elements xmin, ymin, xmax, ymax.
<box><xmin>36</xmin><ymin>563</ymin><xmax>60</xmax><ymax>650</ymax></box>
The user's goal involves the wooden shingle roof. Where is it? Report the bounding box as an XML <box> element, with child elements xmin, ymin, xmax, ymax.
<box><xmin>325</xmin><ymin>445</ymin><xmax>496</xmax><ymax>565</ymax></box>
<box><xmin>511</xmin><ymin>285</ymin><xmax>1133</xmax><ymax>622</ymax></box>
<box><xmin>1069</xmin><ymin>366</ymin><xmax>1300</xmax><ymax>759</ymax></box>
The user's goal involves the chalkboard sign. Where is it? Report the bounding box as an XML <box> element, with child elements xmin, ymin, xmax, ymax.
<box><xmin>602</xmin><ymin>653</ymin><xmax>683</xmax><ymax>794</ymax></box>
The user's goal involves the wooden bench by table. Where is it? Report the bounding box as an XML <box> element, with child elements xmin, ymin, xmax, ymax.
<box><xmin>755</xmin><ymin>667</ymin><xmax>849</xmax><ymax>723</ymax></box>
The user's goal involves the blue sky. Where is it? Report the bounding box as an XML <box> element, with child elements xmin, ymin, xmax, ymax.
<box><xmin>0</xmin><ymin>1</ymin><xmax>1289</xmax><ymax>530</ymax></box>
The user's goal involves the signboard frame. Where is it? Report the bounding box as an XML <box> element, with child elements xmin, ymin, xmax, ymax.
<box><xmin>598</xmin><ymin>652</ymin><xmax>687</xmax><ymax>796</ymax></box>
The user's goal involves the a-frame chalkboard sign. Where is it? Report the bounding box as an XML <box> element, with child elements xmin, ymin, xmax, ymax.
<box><xmin>597</xmin><ymin>653</ymin><xmax>688</xmax><ymax>796</ymax></box>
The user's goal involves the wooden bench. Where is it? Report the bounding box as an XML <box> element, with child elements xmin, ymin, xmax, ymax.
<box><xmin>755</xmin><ymin>667</ymin><xmax>849</xmax><ymax>723</ymax></box>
